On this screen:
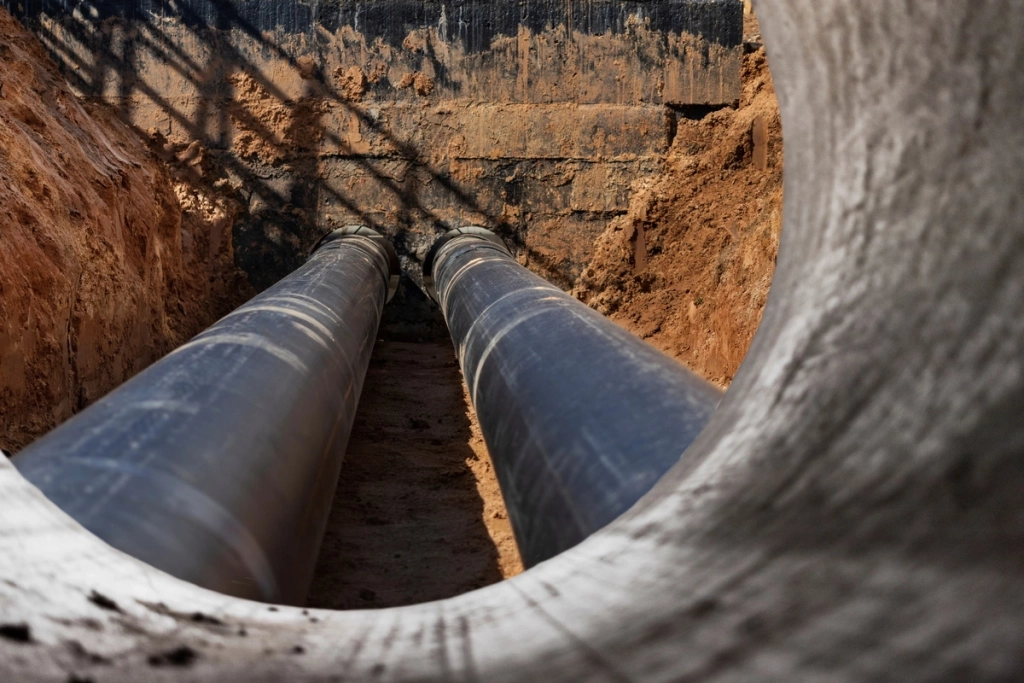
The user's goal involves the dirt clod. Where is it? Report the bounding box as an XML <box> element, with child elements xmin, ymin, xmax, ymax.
<box><xmin>413</xmin><ymin>73</ymin><xmax>435</xmax><ymax>96</ymax></box>
<box><xmin>66</xmin><ymin>640</ymin><xmax>110</xmax><ymax>664</ymax></box>
<box><xmin>335</xmin><ymin>66</ymin><xmax>368</xmax><ymax>101</ymax></box>
<box><xmin>147</xmin><ymin>646</ymin><xmax>197</xmax><ymax>667</ymax></box>
<box><xmin>190</xmin><ymin>612</ymin><xmax>223</xmax><ymax>625</ymax></box>
<box><xmin>87</xmin><ymin>590</ymin><xmax>121</xmax><ymax>612</ymax></box>
<box><xmin>0</xmin><ymin>623</ymin><xmax>31</xmax><ymax>643</ymax></box>
<box><xmin>396</xmin><ymin>71</ymin><xmax>435</xmax><ymax>96</ymax></box>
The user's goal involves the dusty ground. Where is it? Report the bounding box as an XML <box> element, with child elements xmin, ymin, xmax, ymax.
<box><xmin>0</xmin><ymin>9</ymin><xmax>780</xmax><ymax>603</ymax></box>
<box><xmin>307</xmin><ymin>340</ymin><xmax>522</xmax><ymax>609</ymax></box>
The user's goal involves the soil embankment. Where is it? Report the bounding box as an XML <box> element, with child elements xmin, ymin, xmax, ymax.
<box><xmin>0</xmin><ymin>7</ymin><xmax>251</xmax><ymax>451</ymax></box>
<box><xmin>576</xmin><ymin>14</ymin><xmax>782</xmax><ymax>386</ymax></box>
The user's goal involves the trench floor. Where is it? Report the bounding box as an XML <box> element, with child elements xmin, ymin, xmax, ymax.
<box><xmin>306</xmin><ymin>340</ymin><xmax>523</xmax><ymax>609</ymax></box>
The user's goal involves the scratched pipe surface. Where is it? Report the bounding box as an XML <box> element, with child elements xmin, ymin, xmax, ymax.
<box><xmin>424</xmin><ymin>228</ymin><xmax>722</xmax><ymax>566</ymax></box>
<box><xmin>14</xmin><ymin>229</ymin><xmax>396</xmax><ymax>605</ymax></box>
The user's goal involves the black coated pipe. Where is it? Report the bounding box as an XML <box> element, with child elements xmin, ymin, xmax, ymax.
<box><xmin>424</xmin><ymin>227</ymin><xmax>722</xmax><ymax>566</ymax></box>
<box><xmin>15</xmin><ymin>226</ymin><xmax>399</xmax><ymax>604</ymax></box>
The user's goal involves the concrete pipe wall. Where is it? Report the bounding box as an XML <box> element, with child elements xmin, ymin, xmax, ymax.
<box><xmin>1</xmin><ymin>1</ymin><xmax>1023</xmax><ymax>680</ymax></box>
<box><xmin>423</xmin><ymin>227</ymin><xmax>721</xmax><ymax>566</ymax></box>
<box><xmin>13</xmin><ymin>227</ymin><xmax>399</xmax><ymax>606</ymax></box>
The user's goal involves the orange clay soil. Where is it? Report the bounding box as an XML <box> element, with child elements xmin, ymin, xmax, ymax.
<box><xmin>0</xmin><ymin>6</ymin><xmax>251</xmax><ymax>452</ymax></box>
<box><xmin>575</xmin><ymin>19</ymin><xmax>782</xmax><ymax>387</ymax></box>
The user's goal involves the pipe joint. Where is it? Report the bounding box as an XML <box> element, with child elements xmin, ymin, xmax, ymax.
<box><xmin>314</xmin><ymin>225</ymin><xmax>401</xmax><ymax>302</ymax></box>
<box><xmin>422</xmin><ymin>227</ymin><xmax>512</xmax><ymax>304</ymax></box>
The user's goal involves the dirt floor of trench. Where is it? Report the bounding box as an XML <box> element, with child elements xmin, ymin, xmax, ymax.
<box><xmin>306</xmin><ymin>339</ymin><xmax>523</xmax><ymax>609</ymax></box>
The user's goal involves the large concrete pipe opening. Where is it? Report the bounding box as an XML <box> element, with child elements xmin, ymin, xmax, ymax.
<box><xmin>55</xmin><ymin>0</ymin><xmax>1024</xmax><ymax>678</ymax></box>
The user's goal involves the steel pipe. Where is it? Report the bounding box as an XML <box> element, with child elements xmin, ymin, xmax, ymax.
<box><xmin>14</xmin><ymin>226</ymin><xmax>399</xmax><ymax>605</ymax></box>
<box><xmin>423</xmin><ymin>227</ymin><xmax>722</xmax><ymax>566</ymax></box>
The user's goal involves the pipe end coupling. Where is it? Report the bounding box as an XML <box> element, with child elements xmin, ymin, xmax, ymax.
<box><xmin>422</xmin><ymin>227</ymin><xmax>512</xmax><ymax>304</ymax></box>
<box><xmin>313</xmin><ymin>226</ymin><xmax>401</xmax><ymax>302</ymax></box>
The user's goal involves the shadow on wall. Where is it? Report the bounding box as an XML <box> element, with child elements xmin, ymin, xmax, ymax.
<box><xmin>13</xmin><ymin>0</ymin><xmax>508</xmax><ymax>289</ymax></box>
<box><xmin>6</xmin><ymin>0</ymin><xmax>741</xmax><ymax>292</ymax></box>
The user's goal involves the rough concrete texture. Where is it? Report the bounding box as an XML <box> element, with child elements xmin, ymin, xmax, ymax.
<box><xmin>10</xmin><ymin>0</ymin><xmax>742</xmax><ymax>289</ymax></box>
<box><xmin>0</xmin><ymin>7</ymin><xmax>252</xmax><ymax>452</ymax></box>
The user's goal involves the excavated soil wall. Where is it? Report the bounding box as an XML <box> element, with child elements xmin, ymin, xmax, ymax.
<box><xmin>575</xmin><ymin>18</ymin><xmax>781</xmax><ymax>386</ymax></box>
<box><xmin>0</xmin><ymin>7</ymin><xmax>251</xmax><ymax>451</ymax></box>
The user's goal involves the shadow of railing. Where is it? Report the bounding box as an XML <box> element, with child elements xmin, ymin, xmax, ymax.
<box><xmin>6</xmin><ymin>0</ymin><xmax>542</xmax><ymax>292</ymax></box>
<box><xmin>5</xmin><ymin>0</ymin><xmax>742</xmax><ymax>294</ymax></box>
